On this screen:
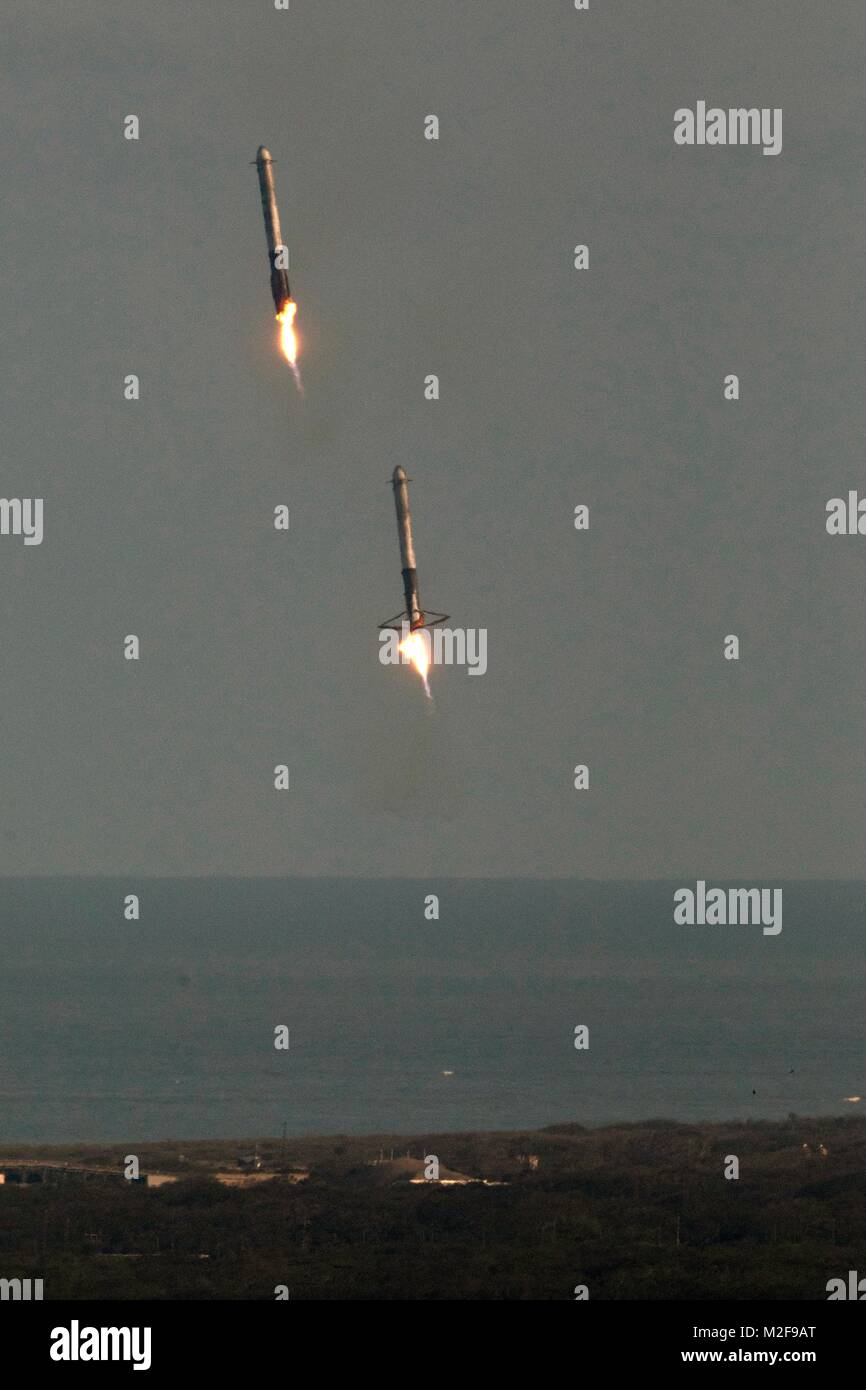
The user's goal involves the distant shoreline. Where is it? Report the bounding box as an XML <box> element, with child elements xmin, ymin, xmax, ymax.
<box><xmin>1</xmin><ymin>1111</ymin><xmax>862</xmax><ymax>1168</ymax></box>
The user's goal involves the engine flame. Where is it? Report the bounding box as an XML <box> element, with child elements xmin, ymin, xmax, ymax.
<box><xmin>399</xmin><ymin>628</ymin><xmax>432</xmax><ymax>699</ymax></box>
<box><xmin>276</xmin><ymin>300</ymin><xmax>302</xmax><ymax>389</ymax></box>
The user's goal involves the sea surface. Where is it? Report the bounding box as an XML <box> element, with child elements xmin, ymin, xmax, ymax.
<box><xmin>0</xmin><ymin>878</ymin><xmax>862</xmax><ymax>1143</ymax></box>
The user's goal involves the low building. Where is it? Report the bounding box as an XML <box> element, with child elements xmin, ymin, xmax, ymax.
<box><xmin>367</xmin><ymin>1157</ymin><xmax>478</xmax><ymax>1186</ymax></box>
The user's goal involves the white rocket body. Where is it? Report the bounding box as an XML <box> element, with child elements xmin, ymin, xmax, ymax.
<box><xmin>379</xmin><ymin>466</ymin><xmax>448</xmax><ymax>634</ymax></box>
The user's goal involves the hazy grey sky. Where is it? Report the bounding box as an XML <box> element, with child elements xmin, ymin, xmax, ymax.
<box><xmin>2</xmin><ymin>1</ymin><xmax>864</xmax><ymax>877</ymax></box>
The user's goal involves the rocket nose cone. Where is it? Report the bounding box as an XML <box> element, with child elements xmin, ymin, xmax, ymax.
<box><xmin>393</xmin><ymin>466</ymin><xmax>407</xmax><ymax>483</ymax></box>
<box><xmin>257</xmin><ymin>146</ymin><xmax>271</xmax><ymax>163</ymax></box>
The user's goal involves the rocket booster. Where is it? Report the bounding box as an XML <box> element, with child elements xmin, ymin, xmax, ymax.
<box><xmin>393</xmin><ymin>465</ymin><xmax>422</xmax><ymax>629</ymax></box>
<box><xmin>255</xmin><ymin>146</ymin><xmax>292</xmax><ymax>313</ymax></box>
<box><xmin>379</xmin><ymin>466</ymin><xmax>448</xmax><ymax>634</ymax></box>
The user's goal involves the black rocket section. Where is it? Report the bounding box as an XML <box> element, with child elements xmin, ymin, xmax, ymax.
<box><xmin>255</xmin><ymin>145</ymin><xmax>292</xmax><ymax>313</ymax></box>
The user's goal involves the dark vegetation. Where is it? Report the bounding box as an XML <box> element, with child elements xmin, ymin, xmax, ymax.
<box><xmin>1</xmin><ymin>1115</ymin><xmax>864</xmax><ymax>1299</ymax></box>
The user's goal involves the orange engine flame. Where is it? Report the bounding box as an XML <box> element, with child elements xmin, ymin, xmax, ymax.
<box><xmin>399</xmin><ymin>629</ymin><xmax>432</xmax><ymax>699</ymax></box>
<box><xmin>276</xmin><ymin>300</ymin><xmax>302</xmax><ymax>388</ymax></box>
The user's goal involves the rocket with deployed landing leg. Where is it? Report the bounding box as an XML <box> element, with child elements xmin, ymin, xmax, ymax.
<box><xmin>379</xmin><ymin>466</ymin><xmax>448</xmax><ymax>634</ymax></box>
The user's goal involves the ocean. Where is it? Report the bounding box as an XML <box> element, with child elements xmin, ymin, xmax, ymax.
<box><xmin>0</xmin><ymin>878</ymin><xmax>862</xmax><ymax>1142</ymax></box>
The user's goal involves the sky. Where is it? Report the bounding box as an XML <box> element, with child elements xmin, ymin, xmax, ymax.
<box><xmin>2</xmin><ymin>0</ymin><xmax>864</xmax><ymax>878</ymax></box>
